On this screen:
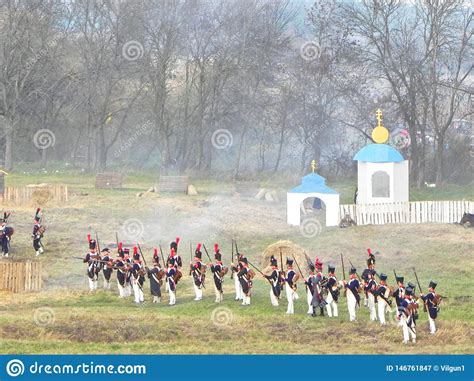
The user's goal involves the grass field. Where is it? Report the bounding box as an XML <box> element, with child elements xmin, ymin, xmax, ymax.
<box><xmin>0</xmin><ymin>171</ymin><xmax>473</xmax><ymax>354</ymax></box>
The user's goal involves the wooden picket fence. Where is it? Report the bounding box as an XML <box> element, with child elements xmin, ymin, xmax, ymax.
<box><xmin>0</xmin><ymin>185</ymin><xmax>68</xmax><ymax>205</ymax></box>
<box><xmin>339</xmin><ymin>200</ymin><xmax>474</xmax><ymax>226</ymax></box>
<box><xmin>0</xmin><ymin>261</ymin><xmax>42</xmax><ymax>293</ymax></box>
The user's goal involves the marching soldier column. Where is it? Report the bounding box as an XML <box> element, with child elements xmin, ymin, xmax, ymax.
<box><xmin>75</xmin><ymin>236</ymin><xmax>444</xmax><ymax>344</ymax></box>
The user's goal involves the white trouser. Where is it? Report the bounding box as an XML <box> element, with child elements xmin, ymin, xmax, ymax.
<box><xmin>368</xmin><ymin>293</ymin><xmax>377</xmax><ymax>321</ymax></box>
<box><xmin>153</xmin><ymin>296</ymin><xmax>161</xmax><ymax>303</ymax></box>
<box><xmin>306</xmin><ymin>288</ymin><xmax>313</xmax><ymax>314</ymax></box>
<box><xmin>124</xmin><ymin>282</ymin><xmax>132</xmax><ymax>297</ymax></box>
<box><xmin>234</xmin><ymin>276</ymin><xmax>242</xmax><ymax>300</ymax></box>
<box><xmin>133</xmin><ymin>281</ymin><xmax>144</xmax><ymax>303</ymax></box>
<box><xmin>347</xmin><ymin>291</ymin><xmax>358</xmax><ymax>321</ymax></box>
<box><xmin>270</xmin><ymin>288</ymin><xmax>279</xmax><ymax>306</ymax></box>
<box><xmin>243</xmin><ymin>295</ymin><xmax>250</xmax><ymax>305</ymax></box>
<box><xmin>325</xmin><ymin>292</ymin><xmax>338</xmax><ymax>317</ymax></box>
<box><xmin>214</xmin><ymin>285</ymin><xmax>223</xmax><ymax>303</ymax></box>
<box><xmin>285</xmin><ymin>283</ymin><xmax>298</xmax><ymax>314</ymax></box>
<box><xmin>401</xmin><ymin>315</ymin><xmax>416</xmax><ymax>342</ymax></box>
<box><xmin>88</xmin><ymin>277</ymin><xmax>97</xmax><ymax>291</ymax></box>
<box><xmin>377</xmin><ymin>299</ymin><xmax>391</xmax><ymax>325</ymax></box>
<box><xmin>117</xmin><ymin>280</ymin><xmax>125</xmax><ymax>297</ymax></box>
<box><xmin>193</xmin><ymin>283</ymin><xmax>203</xmax><ymax>300</ymax></box>
<box><xmin>103</xmin><ymin>275</ymin><xmax>110</xmax><ymax>289</ymax></box>
<box><xmin>429</xmin><ymin>317</ymin><xmax>436</xmax><ymax>334</ymax></box>
<box><xmin>169</xmin><ymin>290</ymin><xmax>176</xmax><ymax>305</ymax></box>
<box><xmin>363</xmin><ymin>293</ymin><xmax>368</xmax><ymax>307</ymax></box>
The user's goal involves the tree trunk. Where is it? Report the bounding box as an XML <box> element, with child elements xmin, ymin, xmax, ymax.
<box><xmin>4</xmin><ymin>129</ymin><xmax>13</xmax><ymax>170</ymax></box>
<box><xmin>434</xmin><ymin>135</ymin><xmax>444</xmax><ymax>185</ymax></box>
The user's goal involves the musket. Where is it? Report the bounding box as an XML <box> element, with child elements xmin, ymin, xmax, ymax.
<box><xmin>95</xmin><ymin>232</ymin><xmax>101</xmax><ymax>254</ymax></box>
<box><xmin>159</xmin><ymin>244</ymin><xmax>166</xmax><ymax>267</ymax></box>
<box><xmin>137</xmin><ymin>243</ymin><xmax>148</xmax><ymax>268</ymax></box>
<box><xmin>292</xmin><ymin>254</ymin><xmax>304</xmax><ymax>279</ymax></box>
<box><xmin>202</xmin><ymin>244</ymin><xmax>213</xmax><ymax>263</ymax></box>
<box><xmin>413</xmin><ymin>267</ymin><xmax>427</xmax><ymax>312</ymax></box>
<box><xmin>115</xmin><ymin>232</ymin><xmax>120</xmax><ymax>253</ymax></box>
<box><xmin>393</xmin><ymin>269</ymin><xmax>398</xmax><ymax>283</ymax></box>
<box><xmin>279</xmin><ymin>247</ymin><xmax>284</xmax><ymax>275</ymax></box>
<box><xmin>230</xmin><ymin>239</ymin><xmax>234</xmax><ymax>280</ymax></box>
<box><xmin>234</xmin><ymin>240</ymin><xmax>240</xmax><ymax>256</ymax></box>
<box><xmin>246</xmin><ymin>259</ymin><xmax>271</xmax><ymax>285</ymax></box>
<box><xmin>347</xmin><ymin>258</ymin><xmax>362</xmax><ymax>282</ymax></box>
<box><xmin>340</xmin><ymin>253</ymin><xmax>347</xmax><ymax>297</ymax></box>
<box><xmin>340</xmin><ymin>253</ymin><xmax>346</xmax><ymax>280</ymax></box>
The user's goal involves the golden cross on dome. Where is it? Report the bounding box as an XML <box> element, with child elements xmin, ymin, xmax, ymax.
<box><xmin>372</xmin><ymin>108</ymin><xmax>389</xmax><ymax>144</ymax></box>
<box><xmin>376</xmin><ymin>109</ymin><xmax>383</xmax><ymax>127</ymax></box>
<box><xmin>311</xmin><ymin>160</ymin><xmax>317</xmax><ymax>172</ymax></box>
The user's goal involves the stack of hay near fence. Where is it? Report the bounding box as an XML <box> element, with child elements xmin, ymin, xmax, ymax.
<box><xmin>260</xmin><ymin>240</ymin><xmax>311</xmax><ymax>275</ymax></box>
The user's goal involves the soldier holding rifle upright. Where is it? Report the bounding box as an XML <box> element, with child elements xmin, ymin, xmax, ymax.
<box><xmin>209</xmin><ymin>243</ymin><xmax>227</xmax><ymax>303</ymax></box>
<box><xmin>344</xmin><ymin>267</ymin><xmax>361</xmax><ymax>322</ymax></box>
<box><xmin>264</xmin><ymin>255</ymin><xmax>283</xmax><ymax>307</ymax></box>
<box><xmin>420</xmin><ymin>280</ymin><xmax>441</xmax><ymax>335</ymax></box>
<box><xmin>83</xmin><ymin>234</ymin><xmax>100</xmax><ymax>292</ymax></box>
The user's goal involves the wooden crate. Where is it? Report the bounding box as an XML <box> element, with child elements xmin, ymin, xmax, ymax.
<box><xmin>0</xmin><ymin>261</ymin><xmax>42</xmax><ymax>293</ymax></box>
<box><xmin>95</xmin><ymin>172</ymin><xmax>123</xmax><ymax>189</ymax></box>
<box><xmin>158</xmin><ymin>175</ymin><xmax>189</xmax><ymax>193</ymax></box>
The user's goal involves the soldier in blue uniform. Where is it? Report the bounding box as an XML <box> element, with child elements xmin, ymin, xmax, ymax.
<box><xmin>344</xmin><ymin>267</ymin><xmax>361</xmax><ymax>321</ymax></box>
<box><xmin>114</xmin><ymin>244</ymin><xmax>127</xmax><ymax>298</ymax></box>
<box><xmin>130</xmin><ymin>247</ymin><xmax>145</xmax><ymax>304</ymax></box>
<box><xmin>237</xmin><ymin>257</ymin><xmax>253</xmax><ymax>306</ymax></box>
<box><xmin>83</xmin><ymin>235</ymin><xmax>100</xmax><ymax>291</ymax></box>
<box><xmin>375</xmin><ymin>273</ymin><xmax>392</xmax><ymax>325</ymax></box>
<box><xmin>284</xmin><ymin>258</ymin><xmax>299</xmax><ymax>314</ymax></box>
<box><xmin>100</xmin><ymin>247</ymin><xmax>113</xmax><ymax>289</ymax></box>
<box><xmin>365</xmin><ymin>269</ymin><xmax>378</xmax><ymax>321</ymax></box>
<box><xmin>189</xmin><ymin>243</ymin><xmax>205</xmax><ymax>301</ymax></box>
<box><xmin>392</xmin><ymin>275</ymin><xmax>405</xmax><ymax>325</ymax></box>
<box><xmin>398</xmin><ymin>285</ymin><xmax>418</xmax><ymax>344</ymax></box>
<box><xmin>361</xmin><ymin>248</ymin><xmax>376</xmax><ymax>307</ymax></box>
<box><xmin>147</xmin><ymin>256</ymin><xmax>164</xmax><ymax>303</ymax></box>
<box><xmin>420</xmin><ymin>280</ymin><xmax>440</xmax><ymax>334</ymax></box>
<box><xmin>166</xmin><ymin>261</ymin><xmax>177</xmax><ymax>305</ymax></box>
<box><xmin>264</xmin><ymin>255</ymin><xmax>282</xmax><ymax>307</ymax></box>
<box><xmin>325</xmin><ymin>265</ymin><xmax>339</xmax><ymax>318</ymax></box>
<box><xmin>231</xmin><ymin>253</ymin><xmax>244</xmax><ymax>301</ymax></box>
<box><xmin>32</xmin><ymin>208</ymin><xmax>45</xmax><ymax>256</ymax></box>
<box><xmin>210</xmin><ymin>244</ymin><xmax>227</xmax><ymax>303</ymax></box>
<box><xmin>0</xmin><ymin>212</ymin><xmax>12</xmax><ymax>257</ymax></box>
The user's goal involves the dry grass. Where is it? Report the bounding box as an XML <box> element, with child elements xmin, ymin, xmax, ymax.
<box><xmin>0</xmin><ymin>174</ymin><xmax>472</xmax><ymax>354</ymax></box>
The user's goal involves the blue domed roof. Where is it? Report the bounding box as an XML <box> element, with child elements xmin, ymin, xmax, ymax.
<box><xmin>289</xmin><ymin>173</ymin><xmax>338</xmax><ymax>194</ymax></box>
<box><xmin>353</xmin><ymin>144</ymin><xmax>404</xmax><ymax>163</ymax></box>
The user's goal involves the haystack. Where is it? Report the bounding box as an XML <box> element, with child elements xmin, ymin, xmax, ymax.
<box><xmin>260</xmin><ymin>240</ymin><xmax>311</xmax><ymax>275</ymax></box>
